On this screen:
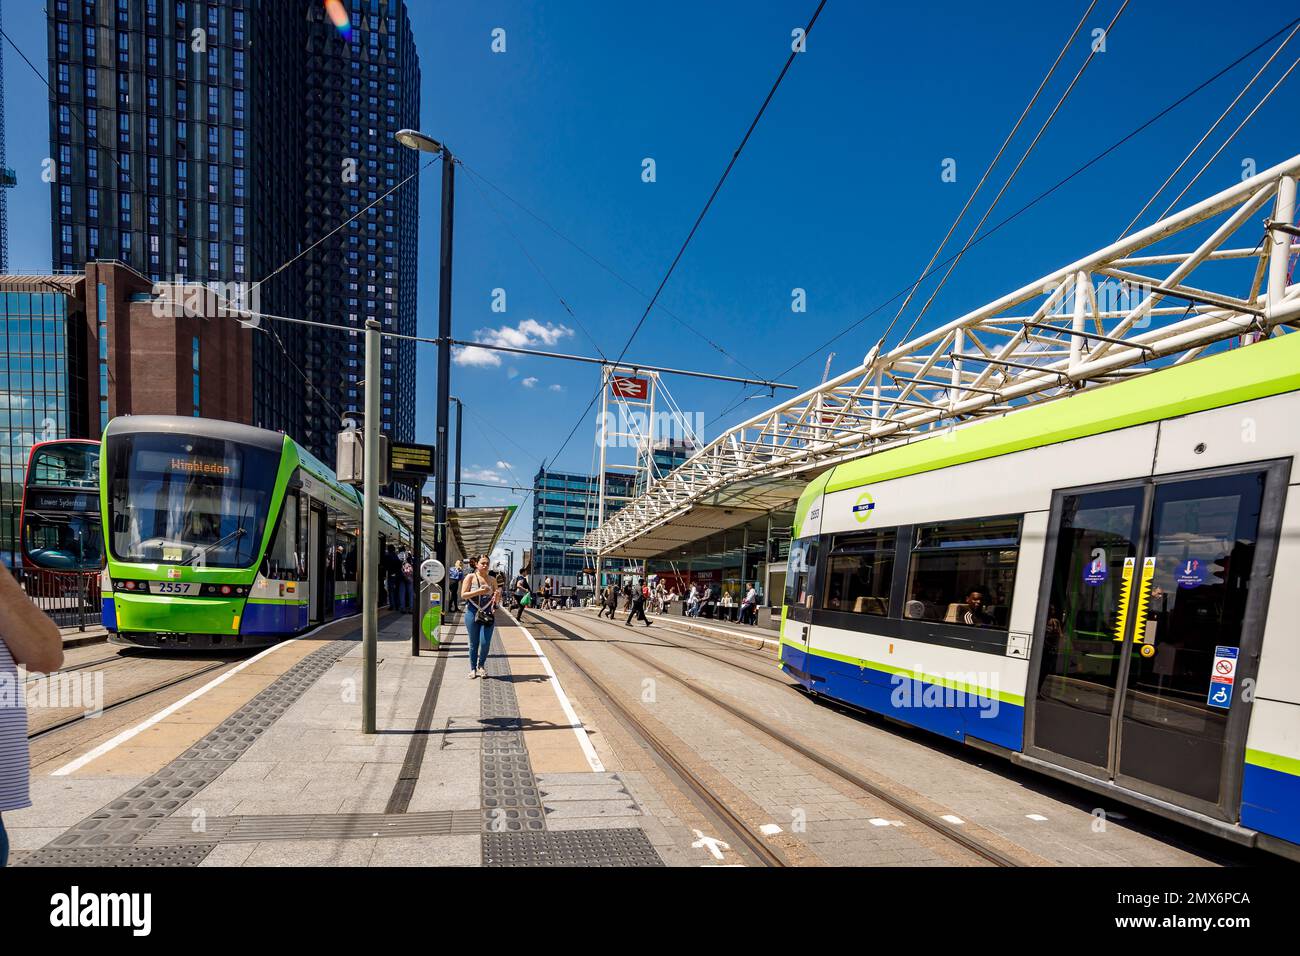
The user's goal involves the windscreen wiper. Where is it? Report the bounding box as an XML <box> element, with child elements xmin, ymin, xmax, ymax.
<box><xmin>181</xmin><ymin>524</ymin><xmax>246</xmax><ymax>565</ymax></box>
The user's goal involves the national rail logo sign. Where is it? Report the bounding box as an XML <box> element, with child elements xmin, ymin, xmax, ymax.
<box><xmin>853</xmin><ymin>492</ymin><xmax>876</xmax><ymax>523</ymax></box>
<box><xmin>610</xmin><ymin>375</ymin><xmax>649</xmax><ymax>400</ymax></box>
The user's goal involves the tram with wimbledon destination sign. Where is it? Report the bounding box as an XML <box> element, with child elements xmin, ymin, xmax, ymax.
<box><xmin>781</xmin><ymin>331</ymin><xmax>1300</xmax><ymax>859</ymax></box>
<box><xmin>101</xmin><ymin>415</ymin><xmax>412</xmax><ymax>649</ymax></box>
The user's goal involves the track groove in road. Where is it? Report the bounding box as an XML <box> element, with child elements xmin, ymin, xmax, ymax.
<box><xmin>523</xmin><ymin>616</ymin><xmax>789</xmax><ymax>867</ymax></box>
<box><xmin>534</xmin><ymin>610</ymin><xmax>1025</xmax><ymax>867</ymax></box>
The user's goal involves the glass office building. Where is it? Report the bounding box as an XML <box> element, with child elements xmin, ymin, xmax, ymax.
<box><xmin>531</xmin><ymin>468</ymin><xmax>635</xmax><ymax>591</ymax></box>
<box><xmin>47</xmin><ymin>0</ymin><xmax>420</xmax><ymax>465</ymax></box>
<box><xmin>0</xmin><ymin>290</ymin><xmax>87</xmax><ymax>569</ymax></box>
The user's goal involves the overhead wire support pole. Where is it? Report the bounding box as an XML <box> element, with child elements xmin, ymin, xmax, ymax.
<box><xmin>362</xmin><ymin>317</ymin><xmax>382</xmax><ymax>735</ymax></box>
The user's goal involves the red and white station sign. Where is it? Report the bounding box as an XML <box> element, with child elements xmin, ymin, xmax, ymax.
<box><xmin>610</xmin><ymin>375</ymin><xmax>649</xmax><ymax>399</ymax></box>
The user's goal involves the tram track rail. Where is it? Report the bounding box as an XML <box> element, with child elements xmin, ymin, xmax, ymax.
<box><xmin>534</xmin><ymin>610</ymin><xmax>1023</xmax><ymax>868</ymax></box>
<box><xmin>524</xmin><ymin>615</ymin><xmax>788</xmax><ymax>867</ymax></box>
<box><xmin>27</xmin><ymin>659</ymin><xmax>231</xmax><ymax>742</ymax></box>
<box><xmin>21</xmin><ymin>653</ymin><xmax>123</xmax><ymax>684</ymax></box>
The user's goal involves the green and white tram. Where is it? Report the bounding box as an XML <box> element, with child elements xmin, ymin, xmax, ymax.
<box><xmin>101</xmin><ymin>416</ymin><xmax>411</xmax><ymax>649</ymax></box>
<box><xmin>781</xmin><ymin>330</ymin><xmax>1300</xmax><ymax>858</ymax></box>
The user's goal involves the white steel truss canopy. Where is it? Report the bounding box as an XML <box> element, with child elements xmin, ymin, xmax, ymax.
<box><xmin>579</xmin><ymin>155</ymin><xmax>1300</xmax><ymax>557</ymax></box>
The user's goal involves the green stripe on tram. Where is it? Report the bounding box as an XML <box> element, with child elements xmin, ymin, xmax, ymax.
<box><xmin>781</xmin><ymin>638</ymin><xmax>1025</xmax><ymax>706</ymax></box>
<box><xmin>824</xmin><ymin>331</ymin><xmax>1300</xmax><ymax>495</ymax></box>
<box><xmin>1245</xmin><ymin>748</ymin><xmax>1300</xmax><ymax>778</ymax></box>
<box><xmin>791</xmin><ymin>471</ymin><xmax>832</xmax><ymax>539</ymax></box>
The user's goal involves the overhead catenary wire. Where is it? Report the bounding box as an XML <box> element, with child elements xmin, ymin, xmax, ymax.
<box><xmin>457</xmin><ymin>159</ymin><xmax>768</xmax><ymax>381</ymax></box>
<box><xmin>1153</xmin><ymin>54</ymin><xmax>1300</xmax><ymax>220</ymax></box>
<box><xmin>875</xmin><ymin>0</ymin><xmax>1099</xmax><ymax>355</ymax></box>
<box><xmin>608</xmin><ymin>0</ymin><xmax>829</xmax><ymax>369</ymax></box>
<box><xmin>459</xmin><ymin>162</ymin><xmax>608</xmax><ymax>361</ymax></box>
<box><xmin>457</xmin><ymin>159</ymin><xmax>759</xmax><ymax>377</ymax></box>
<box><xmin>894</xmin><ymin>0</ymin><xmax>1131</xmax><ymax>349</ymax></box>
<box><xmin>513</xmin><ymin>0</ymin><xmax>829</xmax><ymax>549</ymax></box>
<box><xmin>1118</xmin><ymin>22</ymin><xmax>1299</xmax><ymax>238</ymax></box>
<box><xmin>706</xmin><ymin>13</ymin><xmax>1300</xmax><ymax>428</ymax></box>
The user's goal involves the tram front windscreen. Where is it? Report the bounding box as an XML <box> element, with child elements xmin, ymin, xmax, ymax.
<box><xmin>105</xmin><ymin>432</ymin><xmax>280</xmax><ymax>570</ymax></box>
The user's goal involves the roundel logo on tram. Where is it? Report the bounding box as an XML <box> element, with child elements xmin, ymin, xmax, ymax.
<box><xmin>852</xmin><ymin>492</ymin><xmax>876</xmax><ymax>523</ymax></box>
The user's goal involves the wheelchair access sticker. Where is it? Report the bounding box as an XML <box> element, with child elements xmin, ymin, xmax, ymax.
<box><xmin>1207</xmin><ymin>646</ymin><xmax>1238</xmax><ymax>709</ymax></box>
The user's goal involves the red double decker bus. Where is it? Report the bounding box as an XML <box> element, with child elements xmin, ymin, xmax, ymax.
<box><xmin>19</xmin><ymin>438</ymin><xmax>103</xmax><ymax>574</ymax></box>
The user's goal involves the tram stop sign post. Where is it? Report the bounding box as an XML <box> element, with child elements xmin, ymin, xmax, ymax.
<box><xmin>420</xmin><ymin>559</ymin><xmax>445</xmax><ymax>648</ymax></box>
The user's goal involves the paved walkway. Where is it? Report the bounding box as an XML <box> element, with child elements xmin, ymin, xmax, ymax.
<box><xmin>12</xmin><ymin>609</ymin><xmax>668</xmax><ymax>867</ymax></box>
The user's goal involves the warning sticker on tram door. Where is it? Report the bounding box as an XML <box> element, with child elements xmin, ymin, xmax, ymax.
<box><xmin>1207</xmin><ymin>646</ymin><xmax>1238</xmax><ymax>709</ymax></box>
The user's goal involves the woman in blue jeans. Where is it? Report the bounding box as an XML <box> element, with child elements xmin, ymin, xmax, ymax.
<box><xmin>461</xmin><ymin>554</ymin><xmax>499</xmax><ymax>679</ymax></box>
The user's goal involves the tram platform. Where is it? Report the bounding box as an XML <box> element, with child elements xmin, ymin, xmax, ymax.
<box><xmin>12</xmin><ymin>602</ymin><xmax>1245</xmax><ymax>868</ymax></box>
<box><xmin>11</xmin><ymin>609</ymin><xmax>680</xmax><ymax>867</ymax></box>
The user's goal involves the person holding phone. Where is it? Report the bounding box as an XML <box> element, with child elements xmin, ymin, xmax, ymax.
<box><xmin>461</xmin><ymin>554</ymin><xmax>500</xmax><ymax>678</ymax></box>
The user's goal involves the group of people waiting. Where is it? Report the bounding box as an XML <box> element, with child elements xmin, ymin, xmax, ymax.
<box><xmin>686</xmin><ymin>581</ymin><xmax>764</xmax><ymax>625</ymax></box>
<box><xmin>596</xmin><ymin>579</ymin><xmax>765</xmax><ymax>627</ymax></box>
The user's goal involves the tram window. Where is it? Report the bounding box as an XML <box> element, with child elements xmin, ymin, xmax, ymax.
<box><xmin>822</xmin><ymin>530</ymin><xmax>895</xmax><ymax>615</ymax></box>
<box><xmin>23</xmin><ymin>512</ymin><xmax>104</xmax><ymax>570</ymax></box>
<box><xmin>785</xmin><ymin>536</ymin><xmax>820</xmax><ymax>608</ymax></box>
<box><xmin>264</xmin><ymin>493</ymin><xmax>301</xmax><ymax>581</ymax></box>
<box><xmin>905</xmin><ymin>516</ymin><xmax>1020</xmax><ymax>628</ymax></box>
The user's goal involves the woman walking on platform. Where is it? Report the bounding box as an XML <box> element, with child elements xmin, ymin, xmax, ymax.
<box><xmin>461</xmin><ymin>554</ymin><xmax>500</xmax><ymax>679</ymax></box>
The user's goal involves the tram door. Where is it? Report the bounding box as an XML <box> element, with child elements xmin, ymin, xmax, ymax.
<box><xmin>308</xmin><ymin>504</ymin><xmax>330</xmax><ymax>625</ymax></box>
<box><xmin>1027</xmin><ymin>464</ymin><xmax>1284</xmax><ymax>819</ymax></box>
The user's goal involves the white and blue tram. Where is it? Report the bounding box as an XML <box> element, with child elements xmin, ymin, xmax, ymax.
<box><xmin>781</xmin><ymin>330</ymin><xmax>1300</xmax><ymax>858</ymax></box>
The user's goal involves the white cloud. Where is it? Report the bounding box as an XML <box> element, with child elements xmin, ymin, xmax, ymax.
<box><xmin>494</xmin><ymin>460</ymin><xmax>512</xmax><ymax>471</ymax></box>
<box><xmin>522</xmin><ymin>377</ymin><xmax>538</xmax><ymax>388</ymax></box>
<box><xmin>453</xmin><ymin>346</ymin><xmax>502</xmax><ymax>368</ymax></box>
<box><xmin>506</xmin><ymin>367</ymin><xmax>519</xmax><ymax>379</ymax></box>
<box><xmin>464</xmin><ymin>466</ymin><xmax>507</xmax><ymax>485</ymax></box>
<box><xmin>453</xmin><ymin>319</ymin><xmax>574</xmax><ymax>369</ymax></box>
<box><xmin>549</xmin><ymin>384</ymin><xmax>564</xmax><ymax>393</ymax></box>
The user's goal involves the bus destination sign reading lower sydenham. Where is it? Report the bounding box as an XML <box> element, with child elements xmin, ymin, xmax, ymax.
<box><xmin>389</xmin><ymin>441</ymin><xmax>437</xmax><ymax>477</ymax></box>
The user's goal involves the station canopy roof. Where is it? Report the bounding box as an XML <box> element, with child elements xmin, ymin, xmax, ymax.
<box><xmin>380</xmin><ymin>499</ymin><xmax>516</xmax><ymax>566</ymax></box>
<box><xmin>600</xmin><ymin>471</ymin><xmax>812</xmax><ymax>560</ymax></box>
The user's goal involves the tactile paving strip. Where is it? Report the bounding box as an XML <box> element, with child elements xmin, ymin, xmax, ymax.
<box><xmin>480</xmin><ymin>630</ymin><xmax>546</xmax><ymax>833</ymax></box>
<box><xmin>482</xmin><ymin>828</ymin><xmax>664</xmax><ymax>867</ymax></box>
<box><xmin>16</xmin><ymin>637</ymin><xmax>356</xmax><ymax>867</ymax></box>
<box><xmin>139</xmin><ymin>809</ymin><xmax>482</xmax><ymax>844</ymax></box>
<box><xmin>16</xmin><ymin>844</ymin><xmax>218</xmax><ymax>868</ymax></box>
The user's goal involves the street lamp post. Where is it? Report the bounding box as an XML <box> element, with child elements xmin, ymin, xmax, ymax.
<box><xmin>396</xmin><ymin>129</ymin><xmax>454</xmax><ymax>593</ymax></box>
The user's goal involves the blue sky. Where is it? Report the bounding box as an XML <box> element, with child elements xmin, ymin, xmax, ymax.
<box><xmin>4</xmin><ymin>1</ymin><xmax>1297</xmax><ymax>556</ymax></box>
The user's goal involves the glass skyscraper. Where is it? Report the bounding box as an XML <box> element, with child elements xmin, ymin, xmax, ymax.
<box><xmin>0</xmin><ymin>288</ymin><xmax>87</xmax><ymax>568</ymax></box>
<box><xmin>46</xmin><ymin>0</ymin><xmax>420</xmax><ymax>464</ymax></box>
